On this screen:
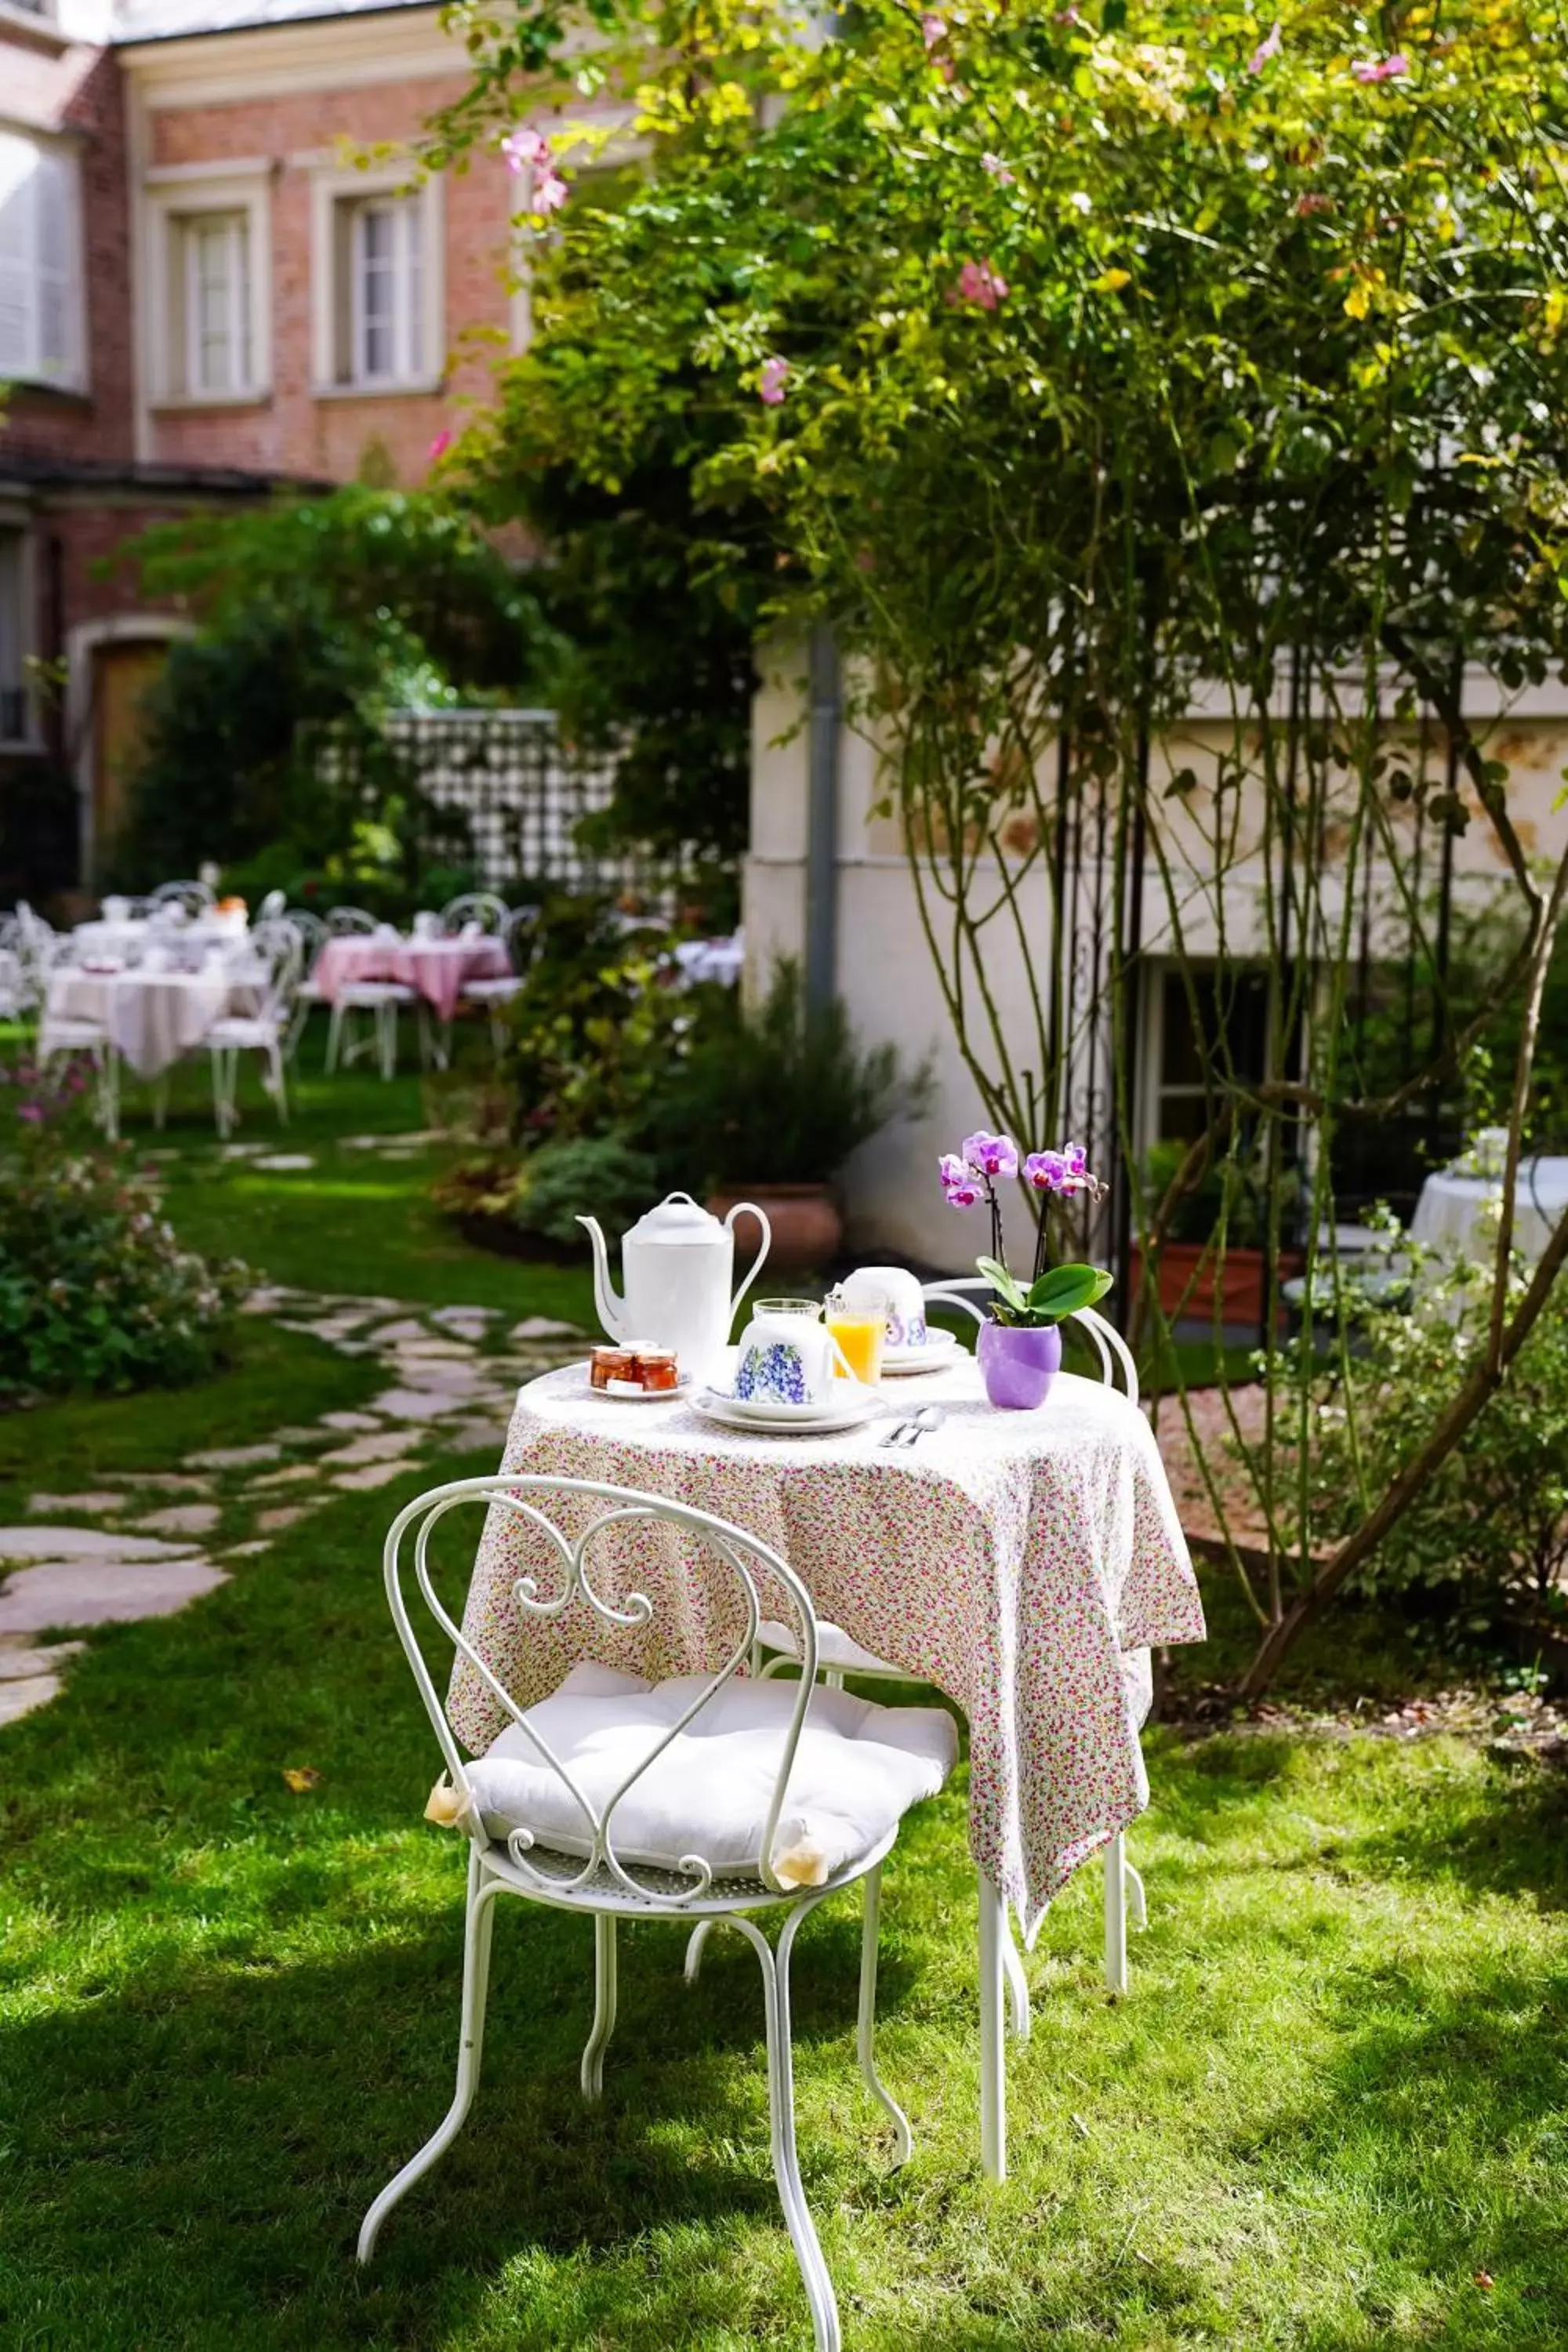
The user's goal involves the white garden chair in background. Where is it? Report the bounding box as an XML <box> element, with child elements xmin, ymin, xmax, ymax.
<box><xmin>459</xmin><ymin>902</ymin><xmax>539</xmax><ymax>1054</ymax></box>
<box><xmin>149</xmin><ymin>879</ymin><xmax>216</xmax><ymax>920</ymax></box>
<box><xmin>205</xmin><ymin>920</ymin><xmax>302</xmax><ymax>1136</ymax></box>
<box><xmin>322</xmin><ymin>906</ymin><xmax>423</xmax><ymax>1081</ymax></box>
<box><xmin>280</xmin><ymin>909</ymin><xmax>328</xmax><ymax>1062</ymax></box>
<box><xmin>440</xmin><ymin>891</ymin><xmax>509</xmax><ymax>935</ymax></box>
<box><xmin>358</xmin><ymin>1473</ymin><xmax>956</xmax><ymax>2352</ymax></box>
<box><xmin>747</xmin><ymin>1281</ymin><xmax>1149</xmax><ymax>2014</ymax></box>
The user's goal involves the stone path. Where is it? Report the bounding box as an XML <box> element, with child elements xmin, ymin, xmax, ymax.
<box><xmin>0</xmin><ymin>1286</ymin><xmax>585</xmax><ymax>1729</ymax></box>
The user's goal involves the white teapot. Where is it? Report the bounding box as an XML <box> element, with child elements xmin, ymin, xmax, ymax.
<box><xmin>578</xmin><ymin>1192</ymin><xmax>771</xmax><ymax>1385</ymax></box>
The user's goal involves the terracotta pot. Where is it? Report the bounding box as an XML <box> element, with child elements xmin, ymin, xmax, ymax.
<box><xmin>977</xmin><ymin>1318</ymin><xmax>1062</xmax><ymax>1410</ymax></box>
<box><xmin>1129</xmin><ymin>1240</ymin><xmax>1303</xmax><ymax>1327</ymax></box>
<box><xmin>708</xmin><ymin>1185</ymin><xmax>841</xmax><ymax>1279</ymax></box>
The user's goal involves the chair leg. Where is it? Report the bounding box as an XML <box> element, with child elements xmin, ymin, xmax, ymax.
<box><xmin>1126</xmin><ymin>1854</ymin><xmax>1147</xmax><ymax>1931</ymax></box>
<box><xmin>151</xmin><ymin>1074</ymin><xmax>168</xmax><ymax>1131</ymax></box>
<box><xmin>358</xmin><ymin>1849</ymin><xmax>499</xmax><ymax>2263</ymax></box>
<box><xmin>856</xmin><ymin>1865</ymin><xmax>912</xmax><ymax>2165</ymax></box>
<box><xmin>683</xmin><ymin>1917</ymin><xmax>716</xmax><ymax>1984</ymax></box>
<box><xmin>325</xmin><ymin>1000</ymin><xmax>344</xmax><ymax>1074</ymax></box>
<box><xmin>1103</xmin><ymin>1830</ymin><xmax>1129</xmax><ymax>1997</ymax></box>
<box><xmin>102</xmin><ymin>1047</ymin><xmax>121</xmax><ymax>1145</ymax></box>
<box><xmin>580</xmin><ymin>1914</ymin><xmax>618</xmax><ymax>2100</ymax></box>
<box><xmin>378</xmin><ymin>1000</ymin><xmax>397</xmax><ymax>1081</ymax></box>
<box><xmin>268</xmin><ymin>1041</ymin><xmax>288</xmax><ymax>1126</ymax></box>
<box><xmin>731</xmin><ymin>1900</ymin><xmax>840</xmax><ymax>2352</ymax></box>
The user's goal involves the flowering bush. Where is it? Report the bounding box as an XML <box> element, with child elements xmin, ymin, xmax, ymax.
<box><xmin>939</xmin><ymin>1131</ymin><xmax>1112</xmax><ymax>1327</ymax></box>
<box><xmin>0</xmin><ymin>1058</ymin><xmax>248</xmax><ymax>1399</ymax></box>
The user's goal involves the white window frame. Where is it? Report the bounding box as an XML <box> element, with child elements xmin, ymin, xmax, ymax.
<box><xmin>1139</xmin><ymin>956</ymin><xmax>1281</xmax><ymax>1152</ymax></box>
<box><xmin>183</xmin><ymin>211</ymin><xmax>250</xmax><ymax>397</ymax></box>
<box><xmin>142</xmin><ymin>163</ymin><xmax>272</xmax><ymax>407</ymax></box>
<box><xmin>310</xmin><ymin>164</ymin><xmax>443</xmax><ymax>395</ymax></box>
<box><xmin>0</xmin><ymin>129</ymin><xmax>85</xmax><ymax>392</ymax></box>
<box><xmin>0</xmin><ymin>519</ymin><xmax>38</xmax><ymax>752</ymax></box>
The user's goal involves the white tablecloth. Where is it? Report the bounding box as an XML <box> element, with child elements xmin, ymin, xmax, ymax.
<box><xmin>45</xmin><ymin>969</ymin><xmax>237</xmax><ymax>1079</ymax></box>
<box><xmin>1411</xmin><ymin>1157</ymin><xmax>1568</xmax><ymax>1261</ymax></box>
<box><xmin>452</xmin><ymin>1357</ymin><xmax>1205</xmax><ymax>1934</ymax></box>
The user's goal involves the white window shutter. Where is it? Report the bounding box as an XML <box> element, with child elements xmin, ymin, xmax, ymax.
<box><xmin>35</xmin><ymin>144</ymin><xmax>82</xmax><ymax>385</ymax></box>
<box><xmin>0</xmin><ymin>133</ymin><xmax>39</xmax><ymax>379</ymax></box>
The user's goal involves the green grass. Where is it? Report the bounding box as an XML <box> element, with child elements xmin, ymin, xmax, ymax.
<box><xmin>2</xmin><ymin>1030</ymin><xmax>1567</xmax><ymax>2346</ymax></box>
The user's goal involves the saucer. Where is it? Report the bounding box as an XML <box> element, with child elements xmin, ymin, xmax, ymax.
<box><xmin>882</xmin><ymin>1327</ymin><xmax>961</xmax><ymax>1376</ymax></box>
<box><xmin>691</xmin><ymin>1387</ymin><xmax>878</xmax><ymax>1437</ymax></box>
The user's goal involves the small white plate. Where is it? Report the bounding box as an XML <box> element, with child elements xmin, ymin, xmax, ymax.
<box><xmin>579</xmin><ymin>1365</ymin><xmax>692</xmax><ymax>1403</ymax></box>
<box><xmin>882</xmin><ymin>1327</ymin><xmax>961</xmax><ymax>1376</ymax></box>
<box><xmin>691</xmin><ymin>1388</ymin><xmax>878</xmax><ymax>1437</ymax></box>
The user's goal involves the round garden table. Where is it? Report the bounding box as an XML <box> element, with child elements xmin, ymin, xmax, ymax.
<box><xmin>452</xmin><ymin>1353</ymin><xmax>1205</xmax><ymax>2179</ymax></box>
<box><xmin>45</xmin><ymin>967</ymin><xmax>239</xmax><ymax>1080</ymax></box>
<box><xmin>314</xmin><ymin>935</ymin><xmax>511</xmax><ymax>1022</ymax></box>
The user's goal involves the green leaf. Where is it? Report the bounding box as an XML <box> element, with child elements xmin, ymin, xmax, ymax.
<box><xmin>976</xmin><ymin>1255</ymin><xmax>1029</xmax><ymax>1311</ymax></box>
<box><xmin>1025</xmin><ymin>1262</ymin><xmax>1115</xmax><ymax>1319</ymax></box>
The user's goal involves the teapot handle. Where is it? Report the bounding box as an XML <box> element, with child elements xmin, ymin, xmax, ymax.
<box><xmin>724</xmin><ymin>1200</ymin><xmax>772</xmax><ymax>1330</ymax></box>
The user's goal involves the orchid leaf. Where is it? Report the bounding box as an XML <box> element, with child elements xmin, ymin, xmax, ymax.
<box><xmin>976</xmin><ymin>1254</ymin><xmax>1029</xmax><ymax>1311</ymax></box>
<box><xmin>1025</xmin><ymin>1263</ymin><xmax>1115</xmax><ymax>1319</ymax></box>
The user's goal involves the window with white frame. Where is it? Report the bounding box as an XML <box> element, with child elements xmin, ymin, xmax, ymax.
<box><xmin>0</xmin><ymin>131</ymin><xmax>84</xmax><ymax>391</ymax></box>
<box><xmin>0</xmin><ymin>530</ymin><xmax>31</xmax><ymax>748</ymax></box>
<box><xmin>175</xmin><ymin>210</ymin><xmax>252</xmax><ymax>397</ymax></box>
<box><xmin>1145</xmin><ymin>962</ymin><xmax>1274</xmax><ymax>1143</ymax></box>
<box><xmin>331</xmin><ymin>190</ymin><xmax>428</xmax><ymax>387</ymax></box>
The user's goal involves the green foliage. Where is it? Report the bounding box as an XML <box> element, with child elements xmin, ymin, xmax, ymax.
<box><xmin>978</xmin><ymin>1255</ymin><xmax>1115</xmax><ymax>1328</ymax></box>
<box><xmin>501</xmin><ymin>895</ymin><xmax>700</xmax><ymax>1147</ymax></box>
<box><xmin>1282</xmin><ymin>1233</ymin><xmax>1568</xmax><ymax>1634</ymax></box>
<box><xmin>0</xmin><ymin>1061</ymin><xmax>246</xmax><ymax>1399</ymax></box>
<box><xmin>435</xmin><ymin>1131</ymin><xmax>662</xmax><ymax>1249</ymax></box>
<box><xmin>649</xmin><ymin>956</ymin><xmax>931</xmax><ymax>1189</ymax></box>
<box><xmin>109</xmin><ymin>488</ymin><xmax>557</xmax><ymax>888</ymax></box>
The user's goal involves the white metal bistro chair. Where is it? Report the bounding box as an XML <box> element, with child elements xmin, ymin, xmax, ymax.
<box><xmin>280</xmin><ymin>909</ymin><xmax>328</xmax><ymax>1062</ymax></box>
<box><xmin>439</xmin><ymin>891</ymin><xmax>509</xmax><ymax>935</ymax></box>
<box><xmin>322</xmin><ymin>906</ymin><xmax>426</xmax><ymax>1081</ymax></box>
<box><xmin>358</xmin><ymin>1473</ymin><xmax>957</xmax><ymax>2352</ymax></box>
<box><xmin>459</xmin><ymin>902</ymin><xmax>539</xmax><ymax>1054</ymax></box>
<box><xmin>149</xmin><ymin>878</ymin><xmax>216</xmax><ymax>919</ymax></box>
<box><xmin>749</xmin><ymin>1281</ymin><xmax>1149</xmax><ymax>2020</ymax></box>
<box><xmin>205</xmin><ymin>920</ymin><xmax>303</xmax><ymax>1136</ymax></box>
<box><xmin>31</xmin><ymin>915</ymin><xmax>120</xmax><ymax>1138</ymax></box>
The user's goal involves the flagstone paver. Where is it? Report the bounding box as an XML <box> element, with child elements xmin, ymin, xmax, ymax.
<box><xmin>371</xmin><ymin>1388</ymin><xmax>467</xmax><ymax>1423</ymax></box>
<box><xmin>27</xmin><ymin>1494</ymin><xmax>126</xmax><ymax>1517</ymax></box>
<box><xmin>0</xmin><ymin>1559</ymin><xmax>227</xmax><ymax>1634</ymax></box>
<box><xmin>138</xmin><ymin>1503</ymin><xmax>223</xmax><ymax>1538</ymax></box>
<box><xmin>320</xmin><ymin>1410</ymin><xmax>384</xmax><ymax>1433</ymax></box>
<box><xmin>256</xmin><ymin>1505</ymin><xmax>310</xmax><ymax>1534</ymax></box>
<box><xmin>0</xmin><ymin>1527</ymin><xmax>198</xmax><ymax>1563</ymax></box>
<box><xmin>319</xmin><ymin>1432</ymin><xmax>424</xmax><ymax>1467</ymax></box>
<box><xmin>332</xmin><ymin>1463</ymin><xmax>409</xmax><ymax>1492</ymax></box>
<box><xmin>187</xmin><ymin>1443</ymin><xmax>284</xmax><ymax>1472</ymax></box>
<box><xmin>0</xmin><ymin>1675</ymin><xmax>63</xmax><ymax>1726</ymax></box>
<box><xmin>253</xmin><ymin>1464</ymin><xmax>319</xmax><ymax>1489</ymax></box>
<box><xmin>0</xmin><ymin>1639</ymin><xmax>85</xmax><ymax>1681</ymax></box>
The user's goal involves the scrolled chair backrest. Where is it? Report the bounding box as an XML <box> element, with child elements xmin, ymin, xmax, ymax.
<box><xmin>920</xmin><ymin>1277</ymin><xmax>1139</xmax><ymax>1406</ymax></box>
<box><xmin>325</xmin><ymin>906</ymin><xmax>379</xmax><ymax>936</ymax></box>
<box><xmin>440</xmin><ymin>891</ymin><xmax>509</xmax><ymax>935</ymax></box>
<box><xmin>385</xmin><ymin>1473</ymin><xmax>821</xmax><ymax>1910</ymax></box>
<box><xmin>281</xmin><ymin>907</ymin><xmax>328</xmax><ymax>966</ymax></box>
<box><xmin>502</xmin><ymin>902</ymin><xmax>542</xmax><ymax>968</ymax></box>
<box><xmin>244</xmin><ymin>918</ymin><xmax>304</xmax><ymax>1017</ymax></box>
<box><xmin>150</xmin><ymin>879</ymin><xmax>216</xmax><ymax>914</ymax></box>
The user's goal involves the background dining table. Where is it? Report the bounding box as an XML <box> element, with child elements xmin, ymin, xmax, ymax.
<box><xmin>451</xmin><ymin>1351</ymin><xmax>1206</xmax><ymax>2179</ymax></box>
<box><xmin>45</xmin><ymin>964</ymin><xmax>252</xmax><ymax>1080</ymax></box>
<box><xmin>314</xmin><ymin>934</ymin><xmax>512</xmax><ymax>1022</ymax></box>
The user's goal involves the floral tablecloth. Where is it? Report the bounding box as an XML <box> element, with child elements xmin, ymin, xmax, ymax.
<box><xmin>314</xmin><ymin>936</ymin><xmax>511</xmax><ymax>1022</ymax></box>
<box><xmin>449</xmin><ymin>1357</ymin><xmax>1205</xmax><ymax>1935</ymax></box>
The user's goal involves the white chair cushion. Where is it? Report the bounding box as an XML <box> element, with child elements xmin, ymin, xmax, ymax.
<box><xmin>757</xmin><ymin>1617</ymin><xmax>906</xmax><ymax>1678</ymax></box>
<box><xmin>463</xmin><ymin>1661</ymin><xmax>956</xmax><ymax>1889</ymax></box>
<box><xmin>208</xmin><ymin>1017</ymin><xmax>278</xmax><ymax>1048</ymax></box>
<box><xmin>339</xmin><ymin>982</ymin><xmax>416</xmax><ymax>1005</ymax></box>
<box><xmin>462</xmin><ymin>976</ymin><xmax>523</xmax><ymax>1003</ymax></box>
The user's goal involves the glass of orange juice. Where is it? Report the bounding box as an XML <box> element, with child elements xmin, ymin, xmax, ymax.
<box><xmin>826</xmin><ymin>1285</ymin><xmax>886</xmax><ymax>1385</ymax></box>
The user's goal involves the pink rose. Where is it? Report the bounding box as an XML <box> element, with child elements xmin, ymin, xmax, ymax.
<box><xmin>953</xmin><ymin>260</ymin><xmax>1008</xmax><ymax>310</ymax></box>
<box><xmin>758</xmin><ymin>355</ymin><xmax>789</xmax><ymax>407</ymax></box>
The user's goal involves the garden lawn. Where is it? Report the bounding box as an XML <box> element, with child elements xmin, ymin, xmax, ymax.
<box><xmin>1</xmin><ymin>1045</ymin><xmax>1566</xmax><ymax>2347</ymax></box>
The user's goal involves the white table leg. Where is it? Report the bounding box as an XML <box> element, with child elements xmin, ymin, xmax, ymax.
<box><xmin>1103</xmin><ymin>1828</ymin><xmax>1128</xmax><ymax>1996</ymax></box>
<box><xmin>978</xmin><ymin>1868</ymin><xmax>1007</xmax><ymax>2181</ymax></box>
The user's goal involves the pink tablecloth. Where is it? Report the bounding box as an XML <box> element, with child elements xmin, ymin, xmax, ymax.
<box><xmin>314</xmin><ymin>936</ymin><xmax>510</xmax><ymax>1022</ymax></box>
<box><xmin>449</xmin><ymin>1359</ymin><xmax>1206</xmax><ymax>1935</ymax></box>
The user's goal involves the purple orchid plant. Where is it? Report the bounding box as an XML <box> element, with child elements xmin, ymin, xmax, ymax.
<box><xmin>939</xmin><ymin>1130</ymin><xmax>1114</xmax><ymax>1327</ymax></box>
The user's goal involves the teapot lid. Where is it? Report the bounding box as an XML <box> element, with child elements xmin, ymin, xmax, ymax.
<box><xmin>625</xmin><ymin>1191</ymin><xmax>728</xmax><ymax>1245</ymax></box>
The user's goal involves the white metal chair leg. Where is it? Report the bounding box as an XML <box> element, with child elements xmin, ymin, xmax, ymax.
<box><xmin>325</xmin><ymin>1000</ymin><xmax>344</xmax><ymax>1074</ymax></box>
<box><xmin>978</xmin><ymin>1870</ymin><xmax>1007</xmax><ymax>2182</ymax></box>
<box><xmin>1001</xmin><ymin>1908</ymin><xmax>1031</xmax><ymax>2042</ymax></box>
<box><xmin>856</xmin><ymin>1865</ymin><xmax>912</xmax><ymax>2165</ymax></box>
<box><xmin>151</xmin><ymin>1074</ymin><xmax>168</xmax><ymax>1131</ymax></box>
<box><xmin>731</xmin><ymin>1899</ymin><xmax>841</xmax><ymax>2352</ymax></box>
<box><xmin>1125</xmin><ymin>1855</ymin><xmax>1146</xmax><ymax>1931</ymax></box>
<box><xmin>377</xmin><ymin>1000</ymin><xmax>397</xmax><ymax>1080</ymax></box>
<box><xmin>358</xmin><ymin>1849</ymin><xmax>499</xmax><ymax>2262</ymax></box>
<box><xmin>268</xmin><ymin>1040</ymin><xmax>288</xmax><ymax>1124</ymax></box>
<box><xmin>580</xmin><ymin>1914</ymin><xmax>618</xmax><ymax>2100</ymax></box>
<box><xmin>684</xmin><ymin>1917</ymin><xmax>716</xmax><ymax>1984</ymax></box>
<box><xmin>100</xmin><ymin>1047</ymin><xmax>120</xmax><ymax>1144</ymax></box>
<box><xmin>1103</xmin><ymin>1830</ymin><xmax>1129</xmax><ymax>1996</ymax></box>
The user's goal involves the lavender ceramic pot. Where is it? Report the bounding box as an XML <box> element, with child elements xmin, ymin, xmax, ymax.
<box><xmin>977</xmin><ymin>1318</ymin><xmax>1062</xmax><ymax>1410</ymax></box>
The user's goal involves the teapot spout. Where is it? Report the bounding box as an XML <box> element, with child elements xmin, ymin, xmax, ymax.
<box><xmin>577</xmin><ymin>1216</ymin><xmax>626</xmax><ymax>1342</ymax></box>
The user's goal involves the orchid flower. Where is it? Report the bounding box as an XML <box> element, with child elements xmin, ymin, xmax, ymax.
<box><xmin>939</xmin><ymin>1151</ymin><xmax>983</xmax><ymax>1207</ymax></box>
<box><xmin>1247</xmin><ymin>20</ymin><xmax>1282</xmax><ymax>73</ymax></box>
<box><xmin>758</xmin><ymin>355</ymin><xmax>789</xmax><ymax>406</ymax></box>
<box><xmin>962</xmin><ymin>1131</ymin><xmax>1019</xmax><ymax>1179</ymax></box>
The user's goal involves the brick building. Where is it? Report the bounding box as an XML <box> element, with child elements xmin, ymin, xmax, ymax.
<box><xmin>1</xmin><ymin>0</ymin><xmax>554</xmax><ymax>892</ymax></box>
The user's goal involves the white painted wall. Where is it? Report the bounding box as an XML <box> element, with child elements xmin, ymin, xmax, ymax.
<box><xmin>744</xmin><ymin>637</ymin><xmax>1568</xmax><ymax>1270</ymax></box>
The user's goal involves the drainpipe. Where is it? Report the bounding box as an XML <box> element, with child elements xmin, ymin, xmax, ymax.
<box><xmin>804</xmin><ymin>622</ymin><xmax>840</xmax><ymax>1015</ymax></box>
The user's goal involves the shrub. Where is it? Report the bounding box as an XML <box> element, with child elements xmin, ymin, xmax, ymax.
<box><xmin>435</xmin><ymin>1134</ymin><xmax>661</xmax><ymax>1252</ymax></box>
<box><xmin>503</xmin><ymin>895</ymin><xmax>704</xmax><ymax>1147</ymax></box>
<box><xmin>647</xmin><ymin>957</ymin><xmax>932</xmax><ymax>1189</ymax></box>
<box><xmin>0</xmin><ymin>1060</ymin><xmax>248</xmax><ymax>1400</ymax></box>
